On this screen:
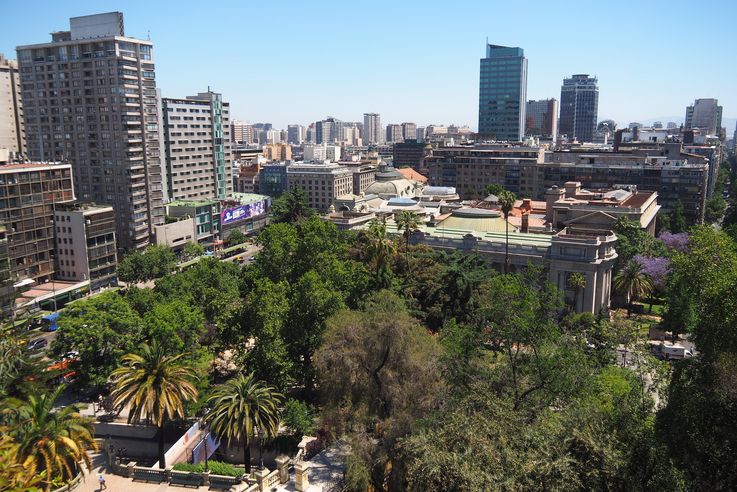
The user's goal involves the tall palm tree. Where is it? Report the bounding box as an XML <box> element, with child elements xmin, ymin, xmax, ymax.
<box><xmin>1</xmin><ymin>386</ymin><xmax>96</xmax><ymax>490</ymax></box>
<box><xmin>366</xmin><ymin>217</ymin><xmax>396</xmax><ymax>288</ymax></box>
<box><xmin>394</xmin><ymin>210</ymin><xmax>421</xmax><ymax>270</ymax></box>
<box><xmin>498</xmin><ymin>191</ymin><xmax>517</xmax><ymax>274</ymax></box>
<box><xmin>613</xmin><ymin>260</ymin><xmax>654</xmax><ymax>317</ymax></box>
<box><xmin>205</xmin><ymin>373</ymin><xmax>283</xmax><ymax>473</ymax></box>
<box><xmin>110</xmin><ymin>342</ymin><xmax>198</xmax><ymax>469</ymax></box>
<box><xmin>567</xmin><ymin>272</ymin><xmax>587</xmax><ymax>312</ymax></box>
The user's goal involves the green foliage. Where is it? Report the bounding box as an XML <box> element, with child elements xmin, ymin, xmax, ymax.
<box><xmin>225</xmin><ymin>229</ymin><xmax>246</xmax><ymax>247</ymax></box>
<box><xmin>669</xmin><ymin>200</ymin><xmax>688</xmax><ymax>233</ymax></box>
<box><xmin>238</xmin><ymin>278</ymin><xmax>293</xmax><ymax>391</ymax></box>
<box><xmin>483</xmin><ymin>183</ymin><xmax>505</xmax><ymax>197</ymax></box>
<box><xmin>613</xmin><ymin>216</ymin><xmax>666</xmax><ymax>264</ymax></box>
<box><xmin>155</xmin><ymin>258</ymin><xmax>241</xmax><ymax>323</ymax></box>
<box><xmin>117</xmin><ymin>245</ymin><xmax>177</xmax><ymax>283</ymax></box>
<box><xmin>269</xmin><ymin>187</ymin><xmax>316</xmax><ymax>224</ymax></box>
<box><xmin>205</xmin><ymin>373</ymin><xmax>282</xmax><ymax>473</ymax></box>
<box><xmin>613</xmin><ymin>259</ymin><xmax>654</xmax><ymax>316</ymax></box>
<box><xmin>0</xmin><ymin>386</ymin><xmax>96</xmax><ymax>487</ymax></box>
<box><xmin>51</xmin><ymin>291</ymin><xmax>143</xmax><ymax>388</ymax></box>
<box><xmin>172</xmin><ymin>460</ymin><xmax>241</xmax><ymax>477</ymax></box>
<box><xmin>282</xmin><ymin>398</ymin><xmax>315</xmax><ymax>437</ymax></box>
<box><xmin>705</xmin><ymin>193</ymin><xmax>727</xmax><ymax>224</ymax></box>
<box><xmin>182</xmin><ymin>241</ymin><xmax>205</xmax><ymax>259</ymax></box>
<box><xmin>143</xmin><ymin>299</ymin><xmax>205</xmax><ymax>355</ymax></box>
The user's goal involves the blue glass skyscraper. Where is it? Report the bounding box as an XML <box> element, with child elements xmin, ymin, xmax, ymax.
<box><xmin>478</xmin><ymin>44</ymin><xmax>527</xmax><ymax>141</ymax></box>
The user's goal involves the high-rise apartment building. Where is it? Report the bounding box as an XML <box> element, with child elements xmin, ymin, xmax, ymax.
<box><xmin>0</xmin><ymin>54</ymin><xmax>25</xmax><ymax>154</ymax></box>
<box><xmin>416</xmin><ymin>126</ymin><xmax>426</xmax><ymax>141</ymax></box>
<box><xmin>363</xmin><ymin>113</ymin><xmax>383</xmax><ymax>145</ymax></box>
<box><xmin>559</xmin><ymin>74</ymin><xmax>599</xmax><ymax>143</ymax></box>
<box><xmin>161</xmin><ymin>91</ymin><xmax>232</xmax><ymax>202</ymax></box>
<box><xmin>478</xmin><ymin>44</ymin><xmax>527</xmax><ymax>141</ymax></box>
<box><xmin>685</xmin><ymin>98</ymin><xmax>723</xmax><ymax>135</ymax></box>
<box><xmin>401</xmin><ymin>122</ymin><xmax>417</xmax><ymax>141</ymax></box>
<box><xmin>54</xmin><ymin>202</ymin><xmax>117</xmax><ymax>291</ymax></box>
<box><xmin>232</xmin><ymin>120</ymin><xmax>254</xmax><ymax>144</ymax></box>
<box><xmin>17</xmin><ymin>12</ymin><xmax>164</xmax><ymax>250</ymax></box>
<box><xmin>525</xmin><ymin>99</ymin><xmax>559</xmax><ymax>140</ymax></box>
<box><xmin>287</xmin><ymin>124</ymin><xmax>304</xmax><ymax>145</ymax></box>
<box><xmin>0</xmin><ymin>163</ymin><xmax>74</xmax><ymax>289</ymax></box>
<box><xmin>386</xmin><ymin>124</ymin><xmax>403</xmax><ymax>143</ymax></box>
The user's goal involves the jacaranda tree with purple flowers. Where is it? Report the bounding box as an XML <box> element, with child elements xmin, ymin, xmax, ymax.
<box><xmin>658</xmin><ymin>232</ymin><xmax>689</xmax><ymax>253</ymax></box>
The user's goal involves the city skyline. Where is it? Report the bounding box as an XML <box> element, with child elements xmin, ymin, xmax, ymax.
<box><xmin>2</xmin><ymin>0</ymin><xmax>737</xmax><ymax>131</ymax></box>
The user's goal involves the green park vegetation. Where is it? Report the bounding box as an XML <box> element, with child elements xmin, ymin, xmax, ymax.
<box><xmin>2</xmin><ymin>179</ymin><xmax>737</xmax><ymax>490</ymax></box>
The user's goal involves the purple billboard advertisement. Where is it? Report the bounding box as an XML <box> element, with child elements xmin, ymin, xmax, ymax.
<box><xmin>221</xmin><ymin>200</ymin><xmax>267</xmax><ymax>225</ymax></box>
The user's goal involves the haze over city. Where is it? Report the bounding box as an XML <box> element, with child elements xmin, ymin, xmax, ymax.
<box><xmin>2</xmin><ymin>0</ymin><xmax>736</xmax><ymax>129</ymax></box>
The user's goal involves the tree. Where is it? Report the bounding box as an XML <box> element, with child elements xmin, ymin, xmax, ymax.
<box><xmin>226</xmin><ymin>229</ymin><xmax>246</xmax><ymax>246</ymax></box>
<box><xmin>365</xmin><ymin>218</ymin><xmax>396</xmax><ymax>288</ymax></box>
<box><xmin>498</xmin><ymin>190</ymin><xmax>516</xmax><ymax>273</ymax></box>
<box><xmin>567</xmin><ymin>272</ymin><xmax>587</xmax><ymax>312</ymax></box>
<box><xmin>1</xmin><ymin>386</ymin><xmax>96</xmax><ymax>488</ymax></box>
<box><xmin>287</xmin><ymin>270</ymin><xmax>345</xmax><ymax>390</ymax></box>
<box><xmin>669</xmin><ymin>200</ymin><xmax>687</xmax><ymax>233</ymax></box>
<box><xmin>704</xmin><ymin>194</ymin><xmax>727</xmax><ymax>223</ymax></box>
<box><xmin>51</xmin><ymin>291</ymin><xmax>143</xmax><ymax>388</ymax></box>
<box><xmin>484</xmin><ymin>183</ymin><xmax>505</xmax><ymax>197</ymax></box>
<box><xmin>282</xmin><ymin>398</ymin><xmax>315</xmax><ymax>437</ymax></box>
<box><xmin>439</xmin><ymin>252</ymin><xmax>487</xmax><ymax>323</ymax></box>
<box><xmin>613</xmin><ymin>217</ymin><xmax>666</xmax><ymax>265</ymax></box>
<box><xmin>205</xmin><ymin>374</ymin><xmax>283</xmax><ymax>473</ymax></box>
<box><xmin>315</xmin><ymin>291</ymin><xmax>444</xmax><ymax>488</ymax></box>
<box><xmin>613</xmin><ymin>260</ymin><xmax>654</xmax><ymax>316</ymax></box>
<box><xmin>182</xmin><ymin>241</ymin><xmax>205</xmax><ymax>260</ymax></box>
<box><xmin>0</xmin><ymin>434</ymin><xmax>42</xmax><ymax>491</ymax></box>
<box><xmin>117</xmin><ymin>245</ymin><xmax>177</xmax><ymax>284</ymax></box>
<box><xmin>110</xmin><ymin>342</ymin><xmax>198</xmax><ymax>469</ymax></box>
<box><xmin>270</xmin><ymin>187</ymin><xmax>315</xmax><ymax>224</ymax></box>
<box><xmin>238</xmin><ymin>278</ymin><xmax>293</xmax><ymax>391</ymax></box>
<box><xmin>142</xmin><ymin>299</ymin><xmax>205</xmax><ymax>355</ymax></box>
<box><xmin>394</xmin><ymin>210</ymin><xmax>421</xmax><ymax>269</ymax></box>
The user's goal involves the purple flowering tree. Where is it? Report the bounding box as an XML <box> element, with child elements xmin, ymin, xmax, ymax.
<box><xmin>634</xmin><ymin>255</ymin><xmax>670</xmax><ymax>291</ymax></box>
<box><xmin>658</xmin><ymin>231</ymin><xmax>689</xmax><ymax>252</ymax></box>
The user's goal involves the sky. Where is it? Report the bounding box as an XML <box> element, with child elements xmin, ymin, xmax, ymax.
<box><xmin>3</xmin><ymin>0</ymin><xmax>737</xmax><ymax>131</ymax></box>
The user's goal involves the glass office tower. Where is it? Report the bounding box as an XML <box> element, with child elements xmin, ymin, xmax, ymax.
<box><xmin>478</xmin><ymin>44</ymin><xmax>527</xmax><ymax>141</ymax></box>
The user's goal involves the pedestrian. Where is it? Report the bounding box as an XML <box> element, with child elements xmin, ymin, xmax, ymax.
<box><xmin>98</xmin><ymin>473</ymin><xmax>106</xmax><ymax>490</ymax></box>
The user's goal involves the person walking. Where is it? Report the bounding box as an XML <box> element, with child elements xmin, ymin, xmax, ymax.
<box><xmin>98</xmin><ymin>473</ymin><xmax>107</xmax><ymax>490</ymax></box>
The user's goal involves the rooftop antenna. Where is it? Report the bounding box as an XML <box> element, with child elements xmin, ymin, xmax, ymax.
<box><xmin>147</xmin><ymin>30</ymin><xmax>150</xmax><ymax>40</ymax></box>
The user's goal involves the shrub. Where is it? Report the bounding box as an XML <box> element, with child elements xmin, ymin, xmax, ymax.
<box><xmin>172</xmin><ymin>460</ymin><xmax>241</xmax><ymax>477</ymax></box>
<box><xmin>282</xmin><ymin>398</ymin><xmax>316</xmax><ymax>437</ymax></box>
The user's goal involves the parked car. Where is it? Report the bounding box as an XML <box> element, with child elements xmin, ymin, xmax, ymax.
<box><xmin>26</xmin><ymin>338</ymin><xmax>48</xmax><ymax>352</ymax></box>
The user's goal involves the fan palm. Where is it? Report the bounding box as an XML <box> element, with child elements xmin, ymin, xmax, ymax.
<box><xmin>613</xmin><ymin>260</ymin><xmax>654</xmax><ymax>316</ymax></box>
<box><xmin>110</xmin><ymin>342</ymin><xmax>198</xmax><ymax>469</ymax></box>
<box><xmin>498</xmin><ymin>191</ymin><xmax>516</xmax><ymax>273</ymax></box>
<box><xmin>1</xmin><ymin>386</ymin><xmax>96</xmax><ymax>490</ymax></box>
<box><xmin>205</xmin><ymin>373</ymin><xmax>283</xmax><ymax>473</ymax></box>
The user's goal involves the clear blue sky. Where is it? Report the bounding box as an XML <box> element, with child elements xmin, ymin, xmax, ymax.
<box><xmin>3</xmin><ymin>0</ymin><xmax>736</xmax><ymax>131</ymax></box>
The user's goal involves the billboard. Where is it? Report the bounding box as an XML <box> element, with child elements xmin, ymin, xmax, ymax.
<box><xmin>221</xmin><ymin>200</ymin><xmax>267</xmax><ymax>225</ymax></box>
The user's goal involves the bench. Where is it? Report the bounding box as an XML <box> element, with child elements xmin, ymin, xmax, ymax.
<box><xmin>169</xmin><ymin>470</ymin><xmax>203</xmax><ymax>487</ymax></box>
<box><xmin>209</xmin><ymin>474</ymin><xmax>242</xmax><ymax>490</ymax></box>
<box><xmin>132</xmin><ymin>466</ymin><xmax>166</xmax><ymax>483</ymax></box>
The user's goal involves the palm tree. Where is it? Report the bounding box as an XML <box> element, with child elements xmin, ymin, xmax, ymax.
<box><xmin>205</xmin><ymin>374</ymin><xmax>283</xmax><ymax>473</ymax></box>
<box><xmin>613</xmin><ymin>260</ymin><xmax>654</xmax><ymax>317</ymax></box>
<box><xmin>1</xmin><ymin>386</ymin><xmax>96</xmax><ymax>489</ymax></box>
<box><xmin>366</xmin><ymin>217</ymin><xmax>396</xmax><ymax>288</ymax></box>
<box><xmin>567</xmin><ymin>272</ymin><xmax>587</xmax><ymax>312</ymax></box>
<box><xmin>498</xmin><ymin>191</ymin><xmax>517</xmax><ymax>274</ymax></box>
<box><xmin>110</xmin><ymin>342</ymin><xmax>198</xmax><ymax>469</ymax></box>
<box><xmin>394</xmin><ymin>210</ymin><xmax>421</xmax><ymax>270</ymax></box>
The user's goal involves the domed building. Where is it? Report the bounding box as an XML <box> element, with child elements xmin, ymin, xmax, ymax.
<box><xmin>363</xmin><ymin>162</ymin><xmax>423</xmax><ymax>199</ymax></box>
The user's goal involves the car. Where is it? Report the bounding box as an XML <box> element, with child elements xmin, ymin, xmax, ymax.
<box><xmin>26</xmin><ymin>338</ymin><xmax>48</xmax><ymax>352</ymax></box>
